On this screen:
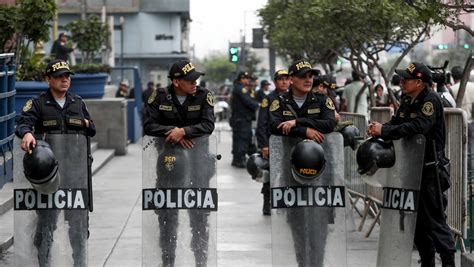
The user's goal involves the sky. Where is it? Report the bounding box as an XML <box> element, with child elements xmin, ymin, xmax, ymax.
<box><xmin>189</xmin><ymin>0</ymin><xmax>268</xmax><ymax>59</ymax></box>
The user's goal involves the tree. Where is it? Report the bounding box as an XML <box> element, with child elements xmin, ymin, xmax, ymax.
<box><xmin>0</xmin><ymin>0</ymin><xmax>56</xmax><ymax>66</ymax></box>
<box><xmin>243</xmin><ymin>49</ymin><xmax>267</xmax><ymax>78</ymax></box>
<box><xmin>201</xmin><ymin>54</ymin><xmax>236</xmax><ymax>84</ymax></box>
<box><xmin>259</xmin><ymin>0</ymin><xmax>437</xmax><ymax>107</ymax></box>
<box><xmin>65</xmin><ymin>14</ymin><xmax>109</xmax><ymax>64</ymax></box>
<box><xmin>404</xmin><ymin>0</ymin><xmax>473</xmax><ymax>37</ymax></box>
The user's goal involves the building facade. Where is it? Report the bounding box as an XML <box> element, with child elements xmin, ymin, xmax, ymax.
<box><xmin>54</xmin><ymin>0</ymin><xmax>191</xmax><ymax>87</ymax></box>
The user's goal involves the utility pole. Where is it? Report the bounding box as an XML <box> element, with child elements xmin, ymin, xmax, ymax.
<box><xmin>80</xmin><ymin>0</ymin><xmax>87</xmax><ymax>20</ymax></box>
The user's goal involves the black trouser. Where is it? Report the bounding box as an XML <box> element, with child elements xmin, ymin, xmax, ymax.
<box><xmin>261</xmin><ymin>182</ymin><xmax>270</xmax><ymax>208</ymax></box>
<box><xmin>157</xmin><ymin>209</ymin><xmax>210</xmax><ymax>267</ymax></box>
<box><xmin>468</xmin><ymin>123</ymin><xmax>474</xmax><ymax>173</ymax></box>
<box><xmin>231</xmin><ymin>119</ymin><xmax>252</xmax><ymax>162</ymax></box>
<box><xmin>286</xmin><ymin>207</ymin><xmax>332</xmax><ymax>267</ymax></box>
<box><xmin>414</xmin><ymin>177</ymin><xmax>456</xmax><ymax>263</ymax></box>
<box><xmin>34</xmin><ymin>210</ymin><xmax>88</xmax><ymax>267</ymax></box>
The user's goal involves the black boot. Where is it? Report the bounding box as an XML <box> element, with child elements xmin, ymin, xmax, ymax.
<box><xmin>419</xmin><ymin>253</ymin><xmax>435</xmax><ymax>267</ymax></box>
<box><xmin>231</xmin><ymin>158</ymin><xmax>246</xmax><ymax>168</ymax></box>
<box><xmin>440</xmin><ymin>253</ymin><xmax>455</xmax><ymax>267</ymax></box>
<box><xmin>262</xmin><ymin>183</ymin><xmax>271</xmax><ymax>216</ymax></box>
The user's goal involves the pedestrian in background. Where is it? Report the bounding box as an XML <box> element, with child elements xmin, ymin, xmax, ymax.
<box><xmin>50</xmin><ymin>33</ymin><xmax>74</xmax><ymax>62</ymax></box>
<box><xmin>115</xmin><ymin>80</ymin><xmax>130</xmax><ymax>98</ymax></box>
<box><xmin>342</xmin><ymin>70</ymin><xmax>369</xmax><ymax>117</ymax></box>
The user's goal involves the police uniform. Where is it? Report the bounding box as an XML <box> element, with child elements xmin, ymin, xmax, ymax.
<box><xmin>15</xmin><ymin>59</ymin><xmax>94</xmax><ymax>267</ymax></box>
<box><xmin>16</xmin><ymin>90</ymin><xmax>96</xmax><ymax>138</ymax></box>
<box><xmin>143</xmin><ymin>60</ymin><xmax>215</xmax><ymax>266</ymax></box>
<box><xmin>256</xmin><ymin>70</ymin><xmax>289</xmax><ymax>215</ymax></box>
<box><xmin>380</xmin><ymin>63</ymin><xmax>455</xmax><ymax>266</ymax></box>
<box><xmin>230</xmin><ymin>72</ymin><xmax>259</xmax><ymax>167</ymax></box>
<box><xmin>269</xmin><ymin>90</ymin><xmax>337</xmax><ymax>136</ymax></box>
<box><xmin>143</xmin><ymin>86</ymin><xmax>215</xmax><ymax>137</ymax></box>
<box><xmin>269</xmin><ymin>59</ymin><xmax>337</xmax><ymax>266</ymax></box>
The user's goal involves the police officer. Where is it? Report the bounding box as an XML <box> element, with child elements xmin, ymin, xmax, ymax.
<box><xmin>256</xmin><ymin>79</ymin><xmax>271</xmax><ymax>103</ymax></box>
<box><xmin>367</xmin><ymin>62</ymin><xmax>455</xmax><ymax>267</ymax></box>
<box><xmin>270</xmin><ymin>59</ymin><xmax>337</xmax><ymax>141</ymax></box>
<box><xmin>313</xmin><ymin>74</ymin><xmax>342</xmax><ymax>122</ymax></box>
<box><xmin>15</xmin><ymin>59</ymin><xmax>96</xmax><ymax>266</ymax></box>
<box><xmin>230</xmin><ymin>71</ymin><xmax>259</xmax><ymax>168</ymax></box>
<box><xmin>256</xmin><ymin>69</ymin><xmax>290</xmax><ymax>215</ymax></box>
<box><xmin>143</xmin><ymin>60</ymin><xmax>214</xmax><ymax>146</ymax></box>
<box><xmin>269</xmin><ymin>59</ymin><xmax>336</xmax><ymax>266</ymax></box>
<box><xmin>143</xmin><ymin>59</ymin><xmax>215</xmax><ymax>266</ymax></box>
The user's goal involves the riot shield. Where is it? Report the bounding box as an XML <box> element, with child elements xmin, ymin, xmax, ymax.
<box><xmin>374</xmin><ymin>134</ymin><xmax>425</xmax><ymax>267</ymax></box>
<box><xmin>270</xmin><ymin>133</ymin><xmax>346</xmax><ymax>267</ymax></box>
<box><xmin>14</xmin><ymin>134</ymin><xmax>89</xmax><ymax>267</ymax></box>
<box><xmin>142</xmin><ymin>135</ymin><xmax>217</xmax><ymax>267</ymax></box>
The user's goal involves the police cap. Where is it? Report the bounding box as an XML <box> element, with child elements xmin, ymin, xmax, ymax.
<box><xmin>288</xmin><ymin>59</ymin><xmax>320</xmax><ymax>77</ymax></box>
<box><xmin>395</xmin><ymin>62</ymin><xmax>432</xmax><ymax>83</ymax></box>
<box><xmin>273</xmin><ymin>69</ymin><xmax>289</xmax><ymax>81</ymax></box>
<box><xmin>168</xmin><ymin>60</ymin><xmax>205</xmax><ymax>81</ymax></box>
<box><xmin>237</xmin><ymin>71</ymin><xmax>250</xmax><ymax>80</ymax></box>
<box><xmin>45</xmin><ymin>59</ymin><xmax>75</xmax><ymax>77</ymax></box>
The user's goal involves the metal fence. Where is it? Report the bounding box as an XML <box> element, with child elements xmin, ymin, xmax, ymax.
<box><xmin>368</xmin><ymin>107</ymin><xmax>394</xmax><ymax>201</ymax></box>
<box><xmin>340</xmin><ymin>112</ymin><xmax>368</xmax><ymax>197</ymax></box>
<box><xmin>0</xmin><ymin>53</ymin><xmax>15</xmax><ymax>187</ymax></box>
<box><xmin>444</xmin><ymin>108</ymin><xmax>468</xmax><ymax>251</ymax></box>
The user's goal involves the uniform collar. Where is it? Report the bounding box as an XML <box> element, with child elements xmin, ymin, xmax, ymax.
<box><xmin>45</xmin><ymin>89</ymin><xmax>74</xmax><ymax>105</ymax></box>
<box><xmin>408</xmin><ymin>87</ymin><xmax>430</xmax><ymax>105</ymax></box>
<box><xmin>285</xmin><ymin>89</ymin><xmax>316</xmax><ymax>102</ymax></box>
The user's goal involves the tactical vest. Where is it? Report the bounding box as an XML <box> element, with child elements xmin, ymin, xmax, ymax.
<box><xmin>35</xmin><ymin>94</ymin><xmax>87</xmax><ymax>134</ymax></box>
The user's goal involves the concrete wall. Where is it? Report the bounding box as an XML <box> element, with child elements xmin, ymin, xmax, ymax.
<box><xmin>85</xmin><ymin>98</ymin><xmax>128</xmax><ymax>155</ymax></box>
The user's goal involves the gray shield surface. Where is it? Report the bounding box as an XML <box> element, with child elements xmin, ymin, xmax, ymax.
<box><xmin>14</xmin><ymin>134</ymin><xmax>89</xmax><ymax>267</ymax></box>
<box><xmin>373</xmin><ymin>134</ymin><xmax>425</xmax><ymax>267</ymax></box>
<box><xmin>142</xmin><ymin>135</ymin><xmax>217</xmax><ymax>267</ymax></box>
<box><xmin>270</xmin><ymin>133</ymin><xmax>346</xmax><ymax>267</ymax></box>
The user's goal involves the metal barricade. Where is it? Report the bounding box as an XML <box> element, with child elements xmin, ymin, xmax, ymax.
<box><xmin>368</xmin><ymin>107</ymin><xmax>393</xmax><ymax>201</ymax></box>
<box><xmin>444</xmin><ymin>108</ymin><xmax>468</xmax><ymax>252</ymax></box>
<box><xmin>0</xmin><ymin>53</ymin><xmax>15</xmax><ymax>188</ymax></box>
<box><xmin>340</xmin><ymin>112</ymin><xmax>368</xmax><ymax>197</ymax></box>
<box><xmin>340</xmin><ymin>112</ymin><xmax>369</xmax><ymax>231</ymax></box>
<box><xmin>361</xmin><ymin>107</ymin><xmax>394</xmax><ymax>236</ymax></box>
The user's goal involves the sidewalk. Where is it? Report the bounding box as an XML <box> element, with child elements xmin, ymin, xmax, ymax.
<box><xmin>0</xmin><ymin>126</ymin><xmax>461</xmax><ymax>266</ymax></box>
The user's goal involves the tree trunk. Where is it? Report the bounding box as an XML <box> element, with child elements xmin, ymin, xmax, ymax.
<box><xmin>455</xmin><ymin>50</ymin><xmax>473</xmax><ymax>107</ymax></box>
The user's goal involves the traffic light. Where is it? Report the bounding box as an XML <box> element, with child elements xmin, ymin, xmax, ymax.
<box><xmin>229</xmin><ymin>46</ymin><xmax>239</xmax><ymax>63</ymax></box>
<box><xmin>464</xmin><ymin>43</ymin><xmax>470</xmax><ymax>49</ymax></box>
<box><xmin>437</xmin><ymin>44</ymin><xmax>449</xmax><ymax>50</ymax></box>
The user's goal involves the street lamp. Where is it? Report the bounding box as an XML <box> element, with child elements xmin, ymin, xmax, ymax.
<box><xmin>119</xmin><ymin>16</ymin><xmax>125</xmax><ymax>67</ymax></box>
<box><xmin>119</xmin><ymin>16</ymin><xmax>124</xmax><ymax>79</ymax></box>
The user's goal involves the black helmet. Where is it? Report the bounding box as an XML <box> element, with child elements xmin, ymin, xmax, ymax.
<box><xmin>23</xmin><ymin>140</ymin><xmax>59</xmax><ymax>194</ymax></box>
<box><xmin>341</xmin><ymin>125</ymin><xmax>361</xmax><ymax>150</ymax></box>
<box><xmin>246</xmin><ymin>153</ymin><xmax>269</xmax><ymax>179</ymax></box>
<box><xmin>290</xmin><ymin>139</ymin><xmax>326</xmax><ymax>184</ymax></box>
<box><xmin>356</xmin><ymin>138</ymin><xmax>395</xmax><ymax>176</ymax></box>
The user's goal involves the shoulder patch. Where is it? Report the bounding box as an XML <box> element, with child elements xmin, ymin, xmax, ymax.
<box><xmin>422</xmin><ymin>102</ymin><xmax>434</xmax><ymax>116</ymax></box>
<box><xmin>269</xmin><ymin>99</ymin><xmax>280</xmax><ymax>112</ymax></box>
<box><xmin>206</xmin><ymin>92</ymin><xmax>214</xmax><ymax>106</ymax></box>
<box><xmin>325</xmin><ymin>98</ymin><xmax>335</xmax><ymax>110</ymax></box>
<box><xmin>261</xmin><ymin>98</ymin><xmax>268</xmax><ymax>108</ymax></box>
<box><xmin>148</xmin><ymin>89</ymin><xmax>157</xmax><ymax>104</ymax></box>
<box><xmin>242</xmin><ymin>88</ymin><xmax>248</xmax><ymax>94</ymax></box>
<box><xmin>23</xmin><ymin>99</ymin><xmax>33</xmax><ymax>112</ymax></box>
<box><xmin>250</xmin><ymin>90</ymin><xmax>255</xmax><ymax>98</ymax></box>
